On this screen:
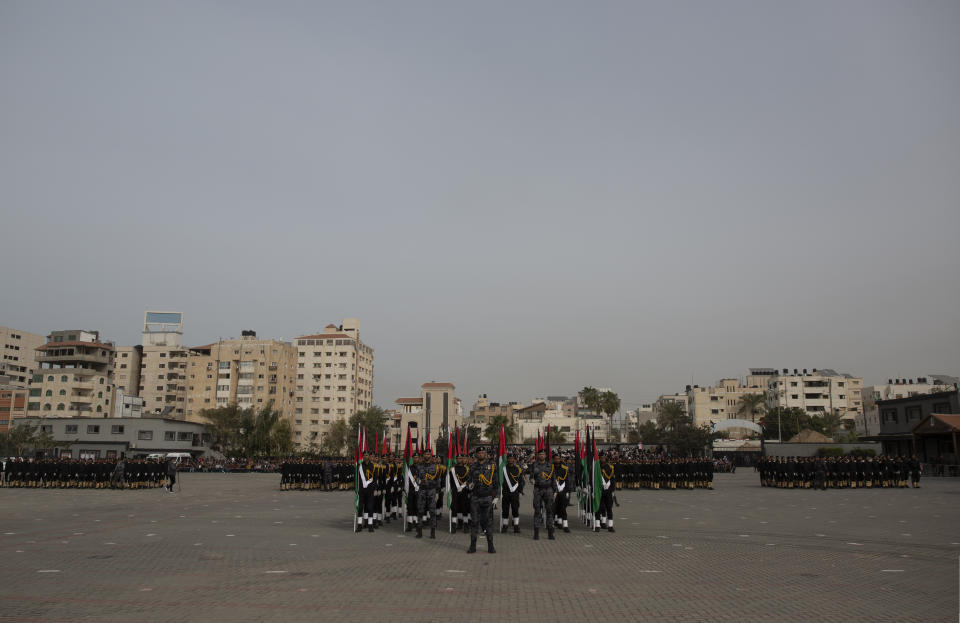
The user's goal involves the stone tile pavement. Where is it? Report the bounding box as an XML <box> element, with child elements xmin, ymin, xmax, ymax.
<box><xmin>0</xmin><ymin>471</ymin><xmax>957</xmax><ymax>622</ymax></box>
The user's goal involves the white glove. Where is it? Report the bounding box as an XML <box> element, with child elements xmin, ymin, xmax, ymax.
<box><xmin>492</xmin><ymin>498</ymin><xmax>499</xmax><ymax>509</ymax></box>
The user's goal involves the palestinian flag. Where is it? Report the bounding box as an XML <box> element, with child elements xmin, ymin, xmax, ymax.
<box><xmin>592</xmin><ymin>430</ymin><xmax>602</xmax><ymax>515</ymax></box>
<box><xmin>546</xmin><ymin>425</ymin><xmax>551</xmax><ymax>458</ymax></box>
<box><xmin>497</xmin><ymin>424</ymin><xmax>507</xmax><ymax>491</ymax></box>
<box><xmin>354</xmin><ymin>426</ymin><xmax>365</xmax><ymax>517</ymax></box>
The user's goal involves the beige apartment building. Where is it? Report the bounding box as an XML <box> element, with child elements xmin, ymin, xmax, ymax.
<box><xmin>653</xmin><ymin>393</ymin><xmax>689</xmax><ymax>420</ymax></box>
<box><xmin>136</xmin><ymin>312</ymin><xmax>190</xmax><ymax>419</ymax></box>
<box><xmin>28</xmin><ymin>330</ymin><xmax>115</xmax><ymax>417</ymax></box>
<box><xmin>113</xmin><ymin>345</ymin><xmax>142</xmax><ymax>398</ymax></box>
<box><xmin>292</xmin><ymin>319</ymin><xmax>374</xmax><ymax>451</ymax></box>
<box><xmin>0</xmin><ymin>379</ymin><xmax>28</xmax><ymax>433</ymax></box>
<box><xmin>185</xmin><ymin>332</ymin><xmax>298</xmax><ymax>423</ymax></box>
<box><xmin>686</xmin><ymin>377</ymin><xmax>770</xmax><ymax>427</ymax></box>
<box><xmin>765</xmin><ymin>368</ymin><xmax>863</xmax><ymax>421</ymax></box>
<box><xmin>468</xmin><ymin>394</ymin><xmax>518</xmax><ymax>430</ymax></box>
<box><xmin>0</xmin><ymin>326</ymin><xmax>45</xmax><ymax>388</ymax></box>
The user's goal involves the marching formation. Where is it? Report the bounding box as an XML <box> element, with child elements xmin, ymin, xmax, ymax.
<box><xmin>614</xmin><ymin>457</ymin><xmax>714</xmax><ymax>490</ymax></box>
<box><xmin>0</xmin><ymin>457</ymin><xmax>177</xmax><ymax>490</ymax></box>
<box><xmin>349</xmin><ymin>424</ymin><xmax>668</xmax><ymax>552</ymax></box>
<box><xmin>279</xmin><ymin>459</ymin><xmax>357</xmax><ymax>491</ymax></box>
<box><xmin>757</xmin><ymin>455</ymin><xmax>923</xmax><ymax>489</ymax></box>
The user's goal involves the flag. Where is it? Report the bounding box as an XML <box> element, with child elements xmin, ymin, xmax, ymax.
<box><xmin>536</xmin><ymin>430</ymin><xmax>542</xmax><ymax>452</ymax></box>
<box><xmin>497</xmin><ymin>424</ymin><xmax>507</xmax><ymax>492</ymax></box>
<box><xmin>354</xmin><ymin>425</ymin><xmax>364</xmax><ymax>515</ymax></box>
<box><xmin>592</xmin><ymin>430</ymin><xmax>602</xmax><ymax>514</ymax></box>
<box><xmin>574</xmin><ymin>429</ymin><xmax>582</xmax><ymax>491</ymax></box>
<box><xmin>546</xmin><ymin>425</ymin><xmax>551</xmax><ymax>458</ymax></box>
<box><xmin>445</xmin><ymin>428</ymin><xmax>455</xmax><ymax>516</ymax></box>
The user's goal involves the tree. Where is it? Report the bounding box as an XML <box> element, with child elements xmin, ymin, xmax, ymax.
<box><xmin>348</xmin><ymin>406</ymin><xmax>388</xmax><ymax>440</ymax></box>
<box><xmin>761</xmin><ymin>407</ymin><xmax>807</xmax><ymax>441</ymax></box>
<box><xmin>4</xmin><ymin>423</ymin><xmax>38</xmax><ymax>456</ymax></box>
<box><xmin>737</xmin><ymin>393</ymin><xmax>766</xmax><ymax>423</ymax></box>
<box><xmin>33</xmin><ymin>429</ymin><xmax>60</xmax><ymax>456</ymax></box>
<box><xmin>465</xmin><ymin>425</ymin><xmax>482</xmax><ymax>449</ymax></box>
<box><xmin>483</xmin><ymin>415</ymin><xmax>515</xmax><ymax>443</ymax></box>
<box><xmin>636</xmin><ymin>421</ymin><xmax>660</xmax><ymax>445</ymax></box>
<box><xmin>581</xmin><ymin>387</ymin><xmax>601</xmax><ymax>418</ymax></box>
<box><xmin>657</xmin><ymin>402</ymin><xmax>690</xmax><ymax>432</ymax></box>
<box><xmin>548</xmin><ymin>426</ymin><xmax>568</xmax><ymax>444</ymax></box>
<box><xmin>600</xmin><ymin>391</ymin><xmax>621</xmax><ymax>421</ymax></box>
<box><xmin>323</xmin><ymin>419</ymin><xmax>349</xmax><ymax>456</ymax></box>
<box><xmin>626</xmin><ymin>428</ymin><xmax>642</xmax><ymax>444</ymax></box>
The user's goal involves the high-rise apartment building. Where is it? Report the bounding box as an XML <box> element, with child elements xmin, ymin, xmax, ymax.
<box><xmin>28</xmin><ymin>330</ymin><xmax>115</xmax><ymax>417</ymax></box>
<box><xmin>0</xmin><ymin>326</ymin><xmax>45</xmax><ymax>388</ymax></box>
<box><xmin>137</xmin><ymin>312</ymin><xmax>189</xmax><ymax>418</ymax></box>
<box><xmin>185</xmin><ymin>331</ymin><xmax>297</xmax><ymax>422</ymax></box>
<box><xmin>113</xmin><ymin>345</ymin><xmax>142</xmax><ymax>398</ymax></box>
<box><xmin>0</xmin><ymin>379</ymin><xmax>28</xmax><ymax>432</ymax></box>
<box><xmin>293</xmin><ymin>319</ymin><xmax>374</xmax><ymax>450</ymax></box>
<box><xmin>686</xmin><ymin>377</ymin><xmax>770</xmax><ymax>427</ymax></box>
<box><xmin>765</xmin><ymin>368</ymin><xmax>863</xmax><ymax>421</ymax></box>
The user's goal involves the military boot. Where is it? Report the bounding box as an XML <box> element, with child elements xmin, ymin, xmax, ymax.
<box><xmin>467</xmin><ymin>538</ymin><xmax>477</xmax><ymax>553</ymax></box>
<box><xmin>487</xmin><ymin>536</ymin><xmax>496</xmax><ymax>554</ymax></box>
<box><xmin>547</xmin><ymin>528</ymin><xmax>555</xmax><ymax>540</ymax></box>
<box><xmin>416</xmin><ymin>524</ymin><xmax>423</xmax><ymax>538</ymax></box>
<box><xmin>430</xmin><ymin>527</ymin><xmax>436</xmax><ymax>539</ymax></box>
<box><xmin>533</xmin><ymin>528</ymin><xmax>540</xmax><ymax>540</ymax></box>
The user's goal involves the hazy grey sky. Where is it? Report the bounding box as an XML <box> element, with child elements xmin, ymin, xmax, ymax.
<box><xmin>2</xmin><ymin>1</ymin><xmax>958</xmax><ymax>410</ymax></box>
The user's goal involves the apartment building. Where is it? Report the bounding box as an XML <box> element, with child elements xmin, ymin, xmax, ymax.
<box><xmin>652</xmin><ymin>393</ymin><xmax>689</xmax><ymax>420</ymax></box>
<box><xmin>686</xmin><ymin>377</ymin><xmax>770</xmax><ymax>427</ymax></box>
<box><xmin>185</xmin><ymin>331</ymin><xmax>298</xmax><ymax>422</ymax></box>
<box><xmin>468</xmin><ymin>394</ymin><xmax>518</xmax><ymax>430</ymax></box>
<box><xmin>137</xmin><ymin>312</ymin><xmax>189</xmax><ymax>419</ymax></box>
<box><xmin>113</xmin><ymin>345</ymin><xmax>142</xmax><ymax>398</ymax></box>
<box><xmin>765</xmin><ymin>368</ymin><xmax>863</xmax><ymax>421</ymax></box>
<box><xmin>860</xmin><ymin>375</ymin><xmax>959</xmax><ymax>436</ymax></box>
<box><xmin>28</xmin><ymin>330</ymin><xmax>115</xmax><ymax>417</ymax></box>
<box><xmin>0</xmin><ymin>378</ymin><xmax>28</xmax><ymax>432</ymax></box>
<box><xmin>421</xmin><ymin>382</ymin><xmax>457</xmax><ymax>435</ymax></box>
<box><xmin>0</xmin><ymin>326</ymin><xmax>45</xmax><ymax>388</ymax></box>
<box><xmin>293</xmin><ymin>319</ymin><xmax>374</xmax><ymax>450</ymax></box>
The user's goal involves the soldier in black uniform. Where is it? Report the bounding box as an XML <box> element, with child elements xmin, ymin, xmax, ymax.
<box><xmin>552</xmin><ymin>452</ymin><xmax>572</xmax><ymax>533</ymax></box>
<box><xmin>450</xmin><ymin>453</ymin><xmax>469</xmax><ymax>533</ymax></box>
<box><xmin>595</xmin><ymin>453</ymin><xmax>616</xmax><ymax>532</ymax></box>
<box><xmin>466</xmin><ymin>446</ymin><xmax>498</xmax><ymax>554</ymax></box>
<box><xmin>500</xmin><ymin>453</ymin><xmax>524</xmax><ymax>533</ymax></box>
<box><xmin>356</xmin><ymin>456</ymin><xmax>376</xmax><ymax>532</ymax></box>
<box><xmin>415</xmin><ymin>453</ymin><xmax>444</xmax><ymax>539</ymax></box>
<box><xmin>526</xmin><ymin>449</ymin><xmax>555</xmax><ymax>541</ymax></box>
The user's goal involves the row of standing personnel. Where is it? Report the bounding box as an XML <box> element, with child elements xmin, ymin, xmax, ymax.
<box><xmin>757</xmin><ymin>456</ymin><xmax>923</xmax><ymax>489</ymax></box>
<box><xmin>279</xmin><ymin>459</ymin><xmax>357</xmax><ymax>490</ymax></box>
<box><xmin>1</xmin><ymin>457</ymin><xmax>177</xmax><ymax>490</ymax></box>
<box><xmin>355</xmin><ymin>448</ymin><xmax>630</xmax><ymax>553</ymax></box>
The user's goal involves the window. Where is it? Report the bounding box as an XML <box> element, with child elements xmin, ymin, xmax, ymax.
<box><xmin>882</xmin><ymin>409</ymin><xmax>897</xmax><ymax>424</ymax></box>
<box><xmin>60</xmin><ymin>375</ymin><xmax>68</xmax><ymax>382</ymax></box>
<box><xmin>905</xmin><ymin>406</ymin><xmax>921</xmax><ymax>421</ymax></box>
<box><xmin>45</xmin><ymin>390</ymin><xmax>52</xmax><ymax>397</ymax></box>
<box><xmin>164</xmin><ymin>431</ymin><xmax>175</xmax><ymax>441</ymax></box>
<box><xmin>40</xmin><ymin>425</ymin><xmax>53</xmax><ymax>433</ymax></box>
<box><xmin>47</xmin><ymin>375</ymin><xmax>54</xmax><ymax>382</ymax></box>
<box><xmin>177</xmin><ymin>432</ymin><xmax>191</xmax><ymax>441</ymax></box>
<box><xmin>56</xmin><ymin>403</ymin><xmax>65</xmax><ymax>411</ymax></box>
<box><xmin>138</xmin><ymin>430</ymin><xmax>153</xmax><ymax>441</ymax></box>
<box><xmin>87</xmin><ymin>425</ymin><xmax>100</xmax><ymax>434</ymax></box>
<box><xmin>65</xmin><ymin>424</ymin><xmax>78</xmax><ymax>434</ymax></box>
<box><xmin>111</xmin><ymin>425</ymin><xmax>125</xmax><ymax>434</ymax></box>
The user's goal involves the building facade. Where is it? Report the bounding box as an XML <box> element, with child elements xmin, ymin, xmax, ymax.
<box><xmin>136</xmin><ymin>312</ymin><xmax>189</xmax><ymax>419</ymax></box>
<box><xmin>872</xmin><ymin>390</ymin><xmax>960</xmax><ymax>459</ymax></box>
<box><xmin>0</xmin><ymin>380</ymin><xmax>28</xmax><ymax>433</ymax></box>
<box><xmin>860</xmin><ymin>375</ymin><xmax>959</xmax><ymax>435</ymax></box>
<box><xmin>185</xmin><ymin>332</ymin><xmax>298</xmax><ymax>422</ymax></box>
<box><xmin>765</xmin><ymin>368</ymin><xmax>863</xmax><ymax>421</ymax></box>
<box><xmin>292</xmin><ymin>319</ymin><xmax>374</xmax><ymax>450</ymax></box>
<box><xmin>686</xmin><ymin>377</ymin><xmax>770</xmax><ymax>428</ymax></box>
<box><xmin>420</xmin><ymin>382</ymin><xmax>457</xmax><ymax>435</ymax></box>
<box><xmin>468</xmin><ymin>394</ymin><xmax>518</xmax><ymax>431</ymax></box>
<box><xmin>113</xmin><ymin>345</ymin><xmax>142</xmax><ymax>401</ymax></box>
<box><xmin>13</xmin><ymin>416</ymin><xmax>212</xmax><ymax>459</ymax></box>
<box><xmin>0</xmin><ymin>326</ymin><xmax>45</xmax><ymax>388</ymax></box>
<box><xmin>28</xmin><ymin>330</ymin><xmax>115</xmax><ymax>417</ymax></box>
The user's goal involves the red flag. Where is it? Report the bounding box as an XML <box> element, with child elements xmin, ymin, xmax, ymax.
<box><xmin>463</xmin><ymin>429</ymin><xmax>468</xmax><ymax>456</ymax></box>
<box><xmin>547</xmin><ymin>425</ymin><xmax>551</xmax><ymax>458</ymax></box>
<box><xmin>536</xmin><ymin>430</ymin><xmax>541</xmax><ymax>452</ymax></box>
<box><xmin>447</xmin><ymin>429</ymin><xmax>454</xmax><ymax>462</ymax></box>
<box><xmin>404</xmin><ymin>425</ymin><xmax>412</xmax><ymax>462</ymax></box>
<box><xmin>454</xmin><ymin>426</ymin><xmax>461</xmax><ymax>457</ymax></box>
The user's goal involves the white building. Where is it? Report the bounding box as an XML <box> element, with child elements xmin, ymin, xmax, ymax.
<box><xmin>765</xmin><ymin>368</ymin><xmax>863</xmax><ymax>422</ymax></box>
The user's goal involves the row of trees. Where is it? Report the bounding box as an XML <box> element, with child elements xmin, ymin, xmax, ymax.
<box><xmin>0</xmin><ymin>423</ymin><xmax>63</xmax><ymax>457</ymax></box>
<box><xmin>626</xmin><ymin>402</ymin><xmax>719</xmax><ymax>456</ymax></box>
<box><xmin>200</xmin><ymin>402</ymin><xmax>293</xmax><ymax>457</ymax></box>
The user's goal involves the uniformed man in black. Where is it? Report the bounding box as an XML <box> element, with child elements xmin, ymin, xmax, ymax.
<box><xmin>527</xmin><ymin>449</ymin><xmax>556</xmax><ymax>541</ymax></box>
<box><xmin>466</xmin><ymin>446</ymin><xmax>497</xmax><ymax>554</ymax></box>
<box><xmin>500</xmin><ymin>453</ymin><xmax>524</xmax><ymax>533</ymax></box>
<box><xmin>552</xmin><ymin>452</ymin><xmax>572</xmax><ymax>533</ymax></box>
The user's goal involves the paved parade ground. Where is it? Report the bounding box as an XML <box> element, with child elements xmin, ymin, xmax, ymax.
<box><xmin>1</xmin><ymin>471</ymin><xmax>958</xmax><ymax>623</ymax></box>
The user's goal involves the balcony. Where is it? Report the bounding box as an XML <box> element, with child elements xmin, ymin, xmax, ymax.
<box><xmin>38</xmin><ymin>351</ymin><xmax>111</xmax><ymax>365</ymax></box>
<box><xmin>70</xmin><ymin>395</ymin><xmax>93</xmax><ymax>404</ymax></box>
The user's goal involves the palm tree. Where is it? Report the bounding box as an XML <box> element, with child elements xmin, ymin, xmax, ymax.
<box><xmin>580</xmin><ymin>387</ymin><xmax>601</xmax><ymax>417</ymax></box>
<box><xmin>548</xmin><ymin>425</ymin><xmax>568</xmax><ymax>444</ymax></box>
<box><xmin>484</xmin><ymin>415</ymin><xmax>515</xmax><ymax>443</ymax></box>
<box><xmin>657</xmin><ymin>401</ymin><xmax>689</xmax><ymax>432</ymax></box>
<box><xmin>737</xmin><ymin>393</ymin><xmax>766</xmax><ymax>423</ymax></box>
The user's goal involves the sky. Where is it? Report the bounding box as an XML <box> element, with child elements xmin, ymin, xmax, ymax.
<box><xmin>2</xmin><ymin>1</ymin><xmax>958</xmax><ymax>411</ymax></box>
